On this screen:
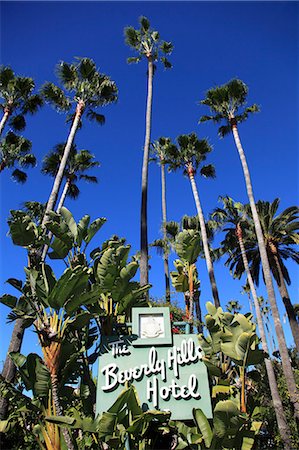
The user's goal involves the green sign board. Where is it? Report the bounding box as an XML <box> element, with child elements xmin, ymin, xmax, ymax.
<box><xmin>96</xmin><ymin>309</ymin><xmax>212</xmax><ymax>420</ymax></box>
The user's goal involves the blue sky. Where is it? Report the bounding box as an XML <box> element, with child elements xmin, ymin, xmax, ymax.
<box><xmin>0</xmin><ymin>1</ymin><xmax>298</xmax><ymax>363</ymax></box>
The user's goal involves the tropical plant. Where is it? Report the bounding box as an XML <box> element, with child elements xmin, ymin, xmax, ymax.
<box><xmin>226</xmin><ymin>199</ymin><xmax>299</xmax><ymax>351</ymax></box>
<box><xmin>200</xmin><ymin>78</ymin><xmax>299</xmax><ymax>422</ymax></box>
<box><xmin>0</xmin><ymin>207</ymin><xmax>105</xmax><ymax>421</ymax></box>
<box><xmin>210</xmin><ymin>196</ymin><xmax>292</xmax><ymax>447</ymax></box>
<box><xmin>42</xmin><ymin>142</ymin><xmax>99</xmax><ymax>212</ymax></box>
<box><xmin>170</xmin><ymin>229</ymin><xmax>202</xmax><ymax>330</ymax></box>
<box><xmin>165</xmin><ymin>132</ymin><xmax>220</xmax><ymax>307</ymax></box>
<box><xmin>0</xmin><ymin>131</ymin><xmax>36</xmax><ymax>182</ymax></box>
<box><xmin>124</xmin><ymin>16</ymin><xmax>173</xmax><ymax>289</ymax></box>
<box><xmin>226</xmin><ymin>299</ymin><xmax>242</xmax><ymax>314</ymax></box>
<box><xmin>150</xmin><ymin>137</ymin><xmax>177</xmax><ymax>303</ymax></box>
<box><xmin>0</xmin><ymin>259</ymin><xmax>104</xmax><ymax>450</ymax></box>
<box><xmin>171</xmin><ymin>302</ymin><xmax>264</xmax><ymax>449</ymax></box>
<box><xmin>0</xmin><ymin>66</ymin><xmax>43</xmax><ymax>137</ymax></box>
<box><xmin>40</xmin><ymin>57</ymin><xmax>117</xmax><ymax>225</ymax></box>
<box><xmin>46</xmin><ymin>384</ymin><xmax>172</xmax><ymax>450</ymax></box>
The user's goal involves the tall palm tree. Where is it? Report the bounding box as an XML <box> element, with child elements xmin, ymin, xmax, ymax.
<box><xmin>42</xmin><ymin>143</ymin><xmax>99</xmax><ymax>212</ymax></box>
<box><xmin>150</xmin><ymin>137</ymin><xmax>177</xmax><ymax>303</ymax></box>
<box><xmin>0</xmin><ymin>66</ymin><xmax>43</xmax><ymax>137</ymax></box>
<box><xmin>226</xmin><ymin>199</ymin><xmax>299</xmax><ymax>350</ymax></box>
<box><xmin>0</xmin><ymin>131</ymin><xmax>36</xmax><ymax>182</ymax></box>
<box><xmin>211</xmin><ymin>196</ymin><xmax>292</xmax><ymax>447</ymax></box>
<box><xmin>165</xmin><ymin>133</ymin><xmax>221</xmax><ymax>307</ymax></box>
<box><xmin>41</xmin><ymin>57</ymin><xmax>117</xmax><ymax>226</ymax></box>
<box><xmin>200</xmin><ymin>79</ymin><xmax>299</xmax><ymax>422</ymax></box>
<box><xmin>124</xmin><ymin>16</ymin><xmax>173</xmax><ymax>289</ymax></box>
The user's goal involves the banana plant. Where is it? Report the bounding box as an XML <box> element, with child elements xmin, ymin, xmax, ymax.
<box><xmin>199</xmin><ymin>303</ymin><xmax>264</xmax><ymax>414</ymax></box>
<box><xmin>44</xmin><ymin>207</ymin><xmax>106</xmax><ymax>267</ymax></box>
<box><xmin>46</xmin><ymin>384</ymin><xmax>171</xmax><ymax>450</ymax></box>
<box><xmin>170</xmin><ymin>229</ymin><xmax>202</xmax><ymax>329</ymax></box>
<box><xmin>92</xmin><ymin>238</ymin><xmax>150</xmax><ymax>335</ymax></box>
<box><xmin>0</xmin><ymin>260</ymin><xmax>104</xmax><ymax>450</ymax></box>
<box><xmin>172</xmin><ymin>404</ymin><xmax>262</xmax><ymax>450</ymax></box>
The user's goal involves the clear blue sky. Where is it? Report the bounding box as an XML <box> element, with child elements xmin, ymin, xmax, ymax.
<box><xmin>0</xmin><ymin>1</ymin><xmax>298</xmax><ymax>363</ymax></box>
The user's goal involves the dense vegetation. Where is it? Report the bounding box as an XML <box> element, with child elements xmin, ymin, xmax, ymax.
<box><xmin>0</xmin><ymin>16</ymin><xmax>298</xmax><ymax>450</ymax></box>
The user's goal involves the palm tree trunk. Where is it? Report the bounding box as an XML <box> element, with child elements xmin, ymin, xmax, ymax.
<box><xmin>236</xmin><ymin>223</ymin><xmax>292</xmax><ymax>448</ymax></box>
<box><xmin>140</xmin><ymin>57</ymin><xmax>153</xmax><ymax>290</ymax></box>
<box><xmin>0</xmin><ymin>109</ymin><xmax>10</xmax><ymax>137</ymax></box>
<box><xmin>51</xmin><ymin>372</ymin><xmax>75</xmax><ymax>450</ymax></box>
<box><xmin>41</xmin><ymin>100</ymin><xmax>84</xmax><ymax>227</ymax></box>
<box><xmin>188</xmin><ymin>168</ymin><xmax>220</xmax><ymax>307</ymax></box>
<box><xmin>272</xmin><ymin>251</ymin><xmax>299</xmax><ymax>351</ymax></box>
<box><xmin>56</xmin><ymin>178</ymin><xmax>71</xmax><ymax>213</ymax></box>
<box><xmin>194</xmin><ymin>290</ymin><xmax>203</xmax><ymax>333</ymax></box>
<box><xmin>0</xmin><ymin>319</ymin><xmax>25</xmax><ymax>420</ymax></box>
<box><xmin>161</xmin><ymin>161</ymin><xmax>171</xmax><ymax>303</ymax></box>
<box><xmin>41</xmin><ymin>179</ymin><xmax>71</xmax><ymax>262</ymax></box>
<box><xmin>231</xmin><ymin>120</ymin><xmax>299</xmax><ymax>423</ymax></box>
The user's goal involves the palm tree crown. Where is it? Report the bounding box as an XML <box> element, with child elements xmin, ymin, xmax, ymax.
<box><xmin>124</xmin><ymin>16</ymin><xmax>173</xmax><ymax>67</ymax></box>
<box><xmin>41</xmin><ymin>57</ymin><xmax>118</xmax><ymax>123</ymax></box>
<box><xmin>223</xmin><ymin>198</ymin><xmax>299</xmax><ymax>286</ymax></box>
<box><xmin>200</xmin><ymin>79</ymin><xmax>259</xmax><ymax>137</ymax></box>
<box><xmin>0</xmin><ymin>66</ymin><xmax>43</xmax><ymax>134</ymax></box>
<box><xmin>166</xmin><ymin>132</ymin><xmax>215</xmax><ymax>178</ymax></box>
<box><xmin>42</xmin><ymin>143</ymin><xmax>99</xmax><ymax>200</ymax></box>
<box><xmin>0</xmin><ymin>131</ymin><xmax>36</xmax><ymax>183</ymax></box>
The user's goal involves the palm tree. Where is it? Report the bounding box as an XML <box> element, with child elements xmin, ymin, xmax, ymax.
<box><xmin>226</xmin><ymin>199</ymin><xmax>299</xmax><ymax>351</ymax></box>
<box><xmin>170</xmin><ymin>229</ymin><xmax>202</xmax><ymax>330</ymax></box>
<box><xmin>124</xmin><ymin>16</ymin><xmax>173</xmax><ymax>289</ymax></box>
<box><xmin>0</xmin><ymin>66</ymin><xmax>43</xmax><ymax>137</ymax></box>
<box><xmin>211</xmin><ymin>196</ymin><xmax>292</xmax><ymax>447</ymax></box>
<box><xmin>165</xmin><ymin>133</ymin><xmax>221</xmax><ymax>307</ymax></box>
<box><xmin>200</xmin><ymin>78</ymin><xmax>299</xmax><ymax>422</ymax></box>
<box><xmin>150</xmin><ymin>137</ymin><xmax>177</xmax><ymax>303</ymax></box>
<box><xmin>226</xmin><ymin>299</ymin><xmax>242</xmax><ymax>314</ymax></box>
<box><xmin>241</xmin><ymin>283</ymin><xmax>254</xmax><ymax>315</ymax></box>
<box><xmin>0</xmin><ymin>131</ymin><xmax>36</xmax><ymax>182</ymax></box>
<box><xmin>42</xmin><ymin>143</ymin><xmax>99</xmax><ymax>212</ymax></box>
<box><xmin>40</xmin><ymin>57</ymin><xmax>117</xmax><ymax>226</ymax></box>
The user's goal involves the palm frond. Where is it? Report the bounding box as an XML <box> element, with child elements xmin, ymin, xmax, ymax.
<box><xmin>67</xmin><ymin>183</ymin><xmax>80</xmax><ymax>199</ymax></box>
<box><xmin>9</xmin><ymin>114</ymin><xmax>26</xmax><ymax>131</ymax></box>
<box><xmin>160</xmin><ymin>57</ymin><xmax>172</xmax><ymax>69</ymax></box>
<box><xmin>11</xmin><ymin>168</ymin><xmax>27</xmax><ymax>183</ymax></box>
<box><xmin>14</xmin><ymin>77</ymin><xmax>35</xmax><ymax>98</ymax></box>
<box><xmin>79</xmin><ymin>175</ymin><xmax>98</xmax><ymax>183</ymax></box>
<box><xmin>0</xmin><ymin>66</ymin><xmax>14</xmax><ymax>89</ymax></box>
<box><xmin>18</xmin><ymin>153</ymin><xmax>36</xmax><ymax>168</ymax></box>
<box><xmin>41</xmin><ymin>82</ymin><xmax>71</xmax><ymax>112</ymax></box>
<box><xmin>200</xmin><ymin>164</ymin><xmax>216</xmax><ymax>178</ymax></box>
<box><xmin>160</xmin><ymin>41</ymin><xmax>173</xmax><ymax>55</ymax></box>
<box><xmin>56</xmin><ymin>62</ymin><xmax>77</xmax><ymax>89</ymax></box>
<box><xmin>86</xmin><ymin>109</ymin><xmax>105</xmax><ymax>125</ymax></box>
<box><xmin>127</xmin><ymin>57</ymin><xmax>141</xmax><ymax>64</ymax></box>
<box><xmin>218</xmin><ymin>125</ymin><xmax>231</xmax><ymax>138</ymax></box>
<box><xmin>22</xmin><ymin>94</ymin><xmax>43</xmax><ymax>114</ymax></box>
<box><xmin>124</xmin><ymin>26</ymin><xmax>140</xmax><ymax>48</ymax></box>
<box><xmin>78</xmin><ymin>58</ymin><xmax>97</xmax><ymax>81</ymax></box>
<box><xmin>139</xmin><ymin>16</ymin><xmax>150</xmax><ymax>32</ymax></box>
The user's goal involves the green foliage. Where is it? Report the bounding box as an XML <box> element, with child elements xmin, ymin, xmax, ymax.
<box><xmin>41</xmin><ymin>57</ymin><xmax>118</xmax><ymax>122</ymax></box>
<box><xmin>45</xmin><ymin>207</ymin><xmax>106</xmax><ymax>262</ymax></box>
<box><xmin>124</xmin><ymin>16</ymin><xmax>173</xmax><ymax>69</ymax></box>
<box><xmin>0</xmin><ymin>65</ymin><xmax>43</xmax><ymax>132</ymax></box>
<box><xmin>200</xmin><ymin>78</ymin><xmax>259</xmax><ymax>137</ymax></box>
<box><xmin>42</xmin><ymin>142</ymin><xmax>100</xmax><ymax>201</ymax></box>
<box><xmin>164</xmin><ymin>133</ymin><xmax>215</xmax><ymax>179</ymax></box>
<box><xmin>0</xmin><ymin>131</ymin><xmax>36</xmax><ymax>183</ymax></box>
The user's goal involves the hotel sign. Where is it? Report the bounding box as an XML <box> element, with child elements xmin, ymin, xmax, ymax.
<box><xmin>96</xmin><ymin>308</ymin><xmax>212</xmax><ymax>420</ymax></box>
